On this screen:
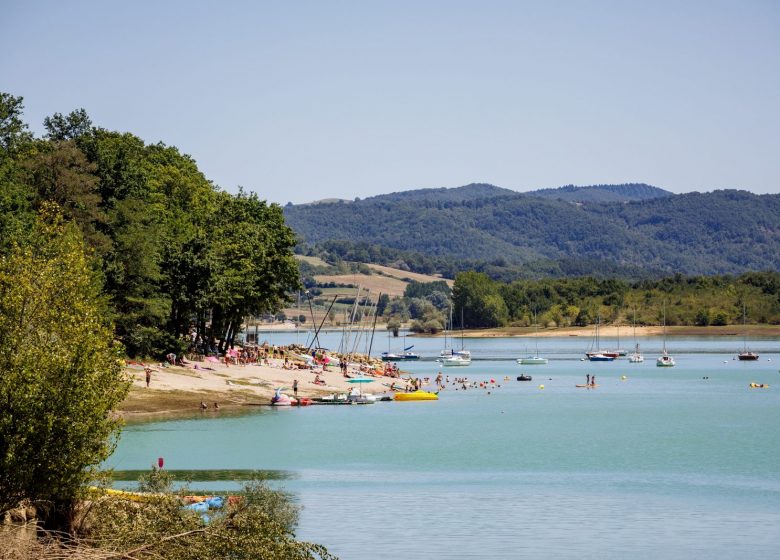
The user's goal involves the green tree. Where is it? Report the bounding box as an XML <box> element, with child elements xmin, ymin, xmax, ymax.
<box><xmin>0</xmin><ymin>209</ymin><xmax>129</xmax><ymax>525</ymax></box>
<box><xmin>452</xmin><ymin>271</ymin><xmax>508</xmax><ymax>328</ymax></box>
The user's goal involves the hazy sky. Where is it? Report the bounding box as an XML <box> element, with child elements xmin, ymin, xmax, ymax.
<box><xmin>3</xmin><ymin>0</ymin><xmax>779</xmax><ymax>203</ymax></box>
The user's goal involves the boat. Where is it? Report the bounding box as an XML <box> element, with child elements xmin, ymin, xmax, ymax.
<box><xmin>738</xmin><ymin>306</ymin><xmax>759</xmax><ymax>361</ymax></box>
<box><xmin>517</xmin><ymin>356</ymin><xmax>548</xmax><ymax>365</ymax></box>
<box><xmin>394</xmin><ymin>390</ymin><xmax>439</xmax><ymax>401</ymax></box>
<box><xmin>381</xmin><ymin>335</ymin><xmax>420</xmax><ymax>361</ymax></box>
<box><xmin>441</xmin><ymin>354</ymin><xmax>471</xmax><ymax>366</ymax></box>
<box><xmin>628</xmin><ymin>343</ymin><xmax>644</xmax><ymax>363</ymax></box>
<box><xmin>517</xmin><ymin>312</ymin><xmax>548</xmax><ymax>364</ymax></box>
<box><xmin>588</xmin><ymin>353</ymin><xmax>615</xmax><ymax>362</ymax></box>
<box><xmin>586</xmin><ymin>316</ymin><xmax>619</xmax><ymax>360</ymax></box>
<box><xmin>517</xmin><ymin>374</ymin><xmax>533</xmax><ymax>381</ymax></box>
<box><xmin>628</xmin><ymin>309</ymin><xmax>644</xmax><ymax>363</ymax></box>
<box><xmin>381</xmin><ymin>351</ymin><xmax>420</xmax><ymax>361</ymax></box>
<box><xmin>656</xmin><ymin>305</ymin><xmax>675</xmax><ymax>367</ymax></box>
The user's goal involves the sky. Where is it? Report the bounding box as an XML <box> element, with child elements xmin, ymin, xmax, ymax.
<box><xmin>2</xmin><ymin>0</ymin><xmax>779</xmax><ymax>204</ymax></box>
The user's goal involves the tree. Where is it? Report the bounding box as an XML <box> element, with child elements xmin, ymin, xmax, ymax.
<box><xmin>376</xmin><ymin>293</ymin><xmax>390</xmax><ymax>316</ymax></box>
<box><xmin>0</xmin><ymin>208</ymin><xmax>129</xmax><ymax>526</ymax></box>
<box><xmin>0</xmin><ymin>92</ymin><xmax>33</xmax><ymax>161</ymax></box>
<box><xmin>452</xmin><ymin>271</ymin><xmax>508</xmax><ymax>328</ymax></box>
<box><xmin>43</xmin><ymin>108</ymin><xmax>93</xmax><ymax>141</ymax></box>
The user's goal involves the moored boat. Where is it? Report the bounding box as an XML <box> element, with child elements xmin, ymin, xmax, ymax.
<box><xmin>441</xmin><ymin>354</ymin><xmax>471</xmax><ymax>366</ymax></box>
<box><xmin>738</xmin><ymin>306</ymin><xmax>759</xmax><ymax>361</ymax></box>
<box><xmin>517</xmin><ymin>356</ymin><xmax>548</xmax><ymax>365</ymax></box>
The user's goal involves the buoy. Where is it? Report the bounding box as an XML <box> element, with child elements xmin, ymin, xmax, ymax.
<box><xmin>621</xmin><ymin>375</ymin><xmax>627</xmax><ymax>380</ymax></box>
<box><xmin>539</xmin><ymin>384</ymin><xmax>545</xmax><ymax>389</ymax></box>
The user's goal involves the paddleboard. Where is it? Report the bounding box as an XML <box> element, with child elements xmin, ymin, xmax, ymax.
<box><xmin>575</xmin><ymin>384</ymin><xmax>599</xmax><ymax>388</ymax></box>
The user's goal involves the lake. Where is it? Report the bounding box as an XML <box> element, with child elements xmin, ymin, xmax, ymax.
<box><xmin>109</xmin><ymin>335</ymin><xmax>780</xmax><ymax>559</ymax></box>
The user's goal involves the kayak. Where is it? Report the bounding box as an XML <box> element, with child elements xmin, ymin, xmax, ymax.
<box><xmin>394</xmin><ymin>390</ymin><xmax>439</xmax><ymax>401</ymax></box>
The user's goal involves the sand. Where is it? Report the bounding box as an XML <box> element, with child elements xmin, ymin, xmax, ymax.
<box><xmin>120</xmin><ymin>358</ymin><xmax>408</xmax><ymax>418</ymax></box>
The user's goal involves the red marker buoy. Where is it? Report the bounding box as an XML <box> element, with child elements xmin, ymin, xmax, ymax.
<box><xmin>158</xmin><ymin>457</ymin><xmax>164</xmax><ymax>469</ymax></box>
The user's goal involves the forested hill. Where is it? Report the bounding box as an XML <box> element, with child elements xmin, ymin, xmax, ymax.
<box><xmin>283</xmin><ymin>185</ymin><xmax>780</xmax><ymax>278</ymax></box>
<box><xmin>528</xmin><ymin>183</ymin><xmax>673</xmax><ymax>203</ymax></box>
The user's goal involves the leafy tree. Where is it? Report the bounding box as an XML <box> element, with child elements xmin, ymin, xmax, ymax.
<box><xmin>43</xmin><ymin>108</ymin><xmax>93</xmax><ymax>141</ymax></box>
<box><xmin>0</xmin><ymin>209</ymin><xmax>129</xmax><ymax>525</ymax></box>
<box><xmin>452</xmin><ymin>271</ymin><xmax>508</xmax><ymax>328</ymax></box>
<box><xmin>376</xmin><ymin>293</ymin><xmax>390</xmax><ymax>316</ymax></box>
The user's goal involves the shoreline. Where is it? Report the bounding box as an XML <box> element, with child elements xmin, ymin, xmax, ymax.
<box><xmin>119</xmin><ymin>358</ymin><xmax>409</xmax><ymax>420</ymax></box>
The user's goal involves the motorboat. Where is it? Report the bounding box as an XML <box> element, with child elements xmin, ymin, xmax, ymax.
<box><xmin>394</xmin><ymin>390</ymin><xmax>439</xmax><ymax>401</ymax></box>
<box><xmin>517</xmin><ymin>374</ymin><xmax>533</xmax><ymax>381</ymax></box>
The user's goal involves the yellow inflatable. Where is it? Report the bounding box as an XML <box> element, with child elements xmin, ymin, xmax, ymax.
<box><xmin>394</xmin><ymin>390</ymin><xmax>438</xmax><ymax>401</ymax></box>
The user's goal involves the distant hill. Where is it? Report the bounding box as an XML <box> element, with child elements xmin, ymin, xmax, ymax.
<box><xmin>528</xmin><ymin>183</ymin><xmax>673</xmax><ymax>203</ymax></box>
<box><xmin>284</xmin><ymin>184</ymin><xmax>780</xmax><ymax>278</ymax></box>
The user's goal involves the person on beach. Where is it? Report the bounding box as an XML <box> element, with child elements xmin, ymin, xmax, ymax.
<box><xmin>293</xmin><ymin>379</ymin><xmax>299</xmax><ymax>397</ymax></box>
<box><xmin>144</xmin><ymin>365</ymin><xmax>152</xmax><ymax>388</ymax></box>
<box><xmin>213</xmin><ymin>402</ymin><xmax>219</xmax><ymax>410</ymax></box>
<box><xmin>591</xmin><ymin>375</ymin><xmax>596</xmax><ymax>387</ymax></box>
<box><xmin>199</xmin><ymin>401</ymin><xmax>207</xmax><ymax>410</ymax></box>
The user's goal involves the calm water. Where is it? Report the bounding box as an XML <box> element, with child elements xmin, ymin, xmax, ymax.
<box><xmin>110</xmin><ymin>336</ymin><xmax>780</xmax><ymax>559</ymax></box>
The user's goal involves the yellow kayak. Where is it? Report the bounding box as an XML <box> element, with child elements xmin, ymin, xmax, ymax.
<box><xmin>394</xmin><ymin>390</ymin><xmax>439</xmax><ymax>401</ymax></box>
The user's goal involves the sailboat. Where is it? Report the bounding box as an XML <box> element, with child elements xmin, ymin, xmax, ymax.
<box><xmin>518</xmin><ymin>312</ymin><xmax>548</xmax><ymax>365</ymax></box>
<box><xmin>441</xmin><ymin>306</ymin><xmax>471</xmax><ymax>366</ymax></box>
<box><xmin>586</xmin><ymin>315</ymin><xmax>617</xmax><ymax>361</ymax></box>
<box><xmin>628</xmin><ymin>307</ymin><xmax>644</xmax><ymax>363</ymax></box>
<box><xmin>381</xmin><ymin>333</ymin><xmax>420</xmax><ymax>361</ymax></box>
<box><xmin>656</xmin><ymin>305</ymin><xmax>675</xmax><ymax>367</ymax></box>
<box><xmin>737</xmin><ymin>305</ymin><xmax>759</xmax><ymax>361</ymax></box>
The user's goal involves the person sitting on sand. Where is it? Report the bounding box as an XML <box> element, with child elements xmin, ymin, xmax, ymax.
<box><xmin>199</xmin><ymin>401</ymin><xmax>207</xmax><ymax>410</ymax></box>
<box><xmin>213</xmin><ymin>402</ymin><xmax>219</xmax><ymax>410</ymax></box>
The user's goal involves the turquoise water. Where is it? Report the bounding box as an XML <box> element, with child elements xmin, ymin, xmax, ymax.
<box><xmin>110</xmin><ymin>337</ymin><xmax>780</xmax><ymax>559</ymax></box>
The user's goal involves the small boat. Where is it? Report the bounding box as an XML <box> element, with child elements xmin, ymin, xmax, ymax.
<box><xmin>586</xmin><ymin>316</ymin><xmax>618</xmax><ymax>360</ymax></box>
<box><xmin>381</xmin><ymin>351</ymin><xmax>420</xmax><ymax>361</ymax></box>
<box><xmin>738</xmin><ymin>306</ymin><xmax>759</xmax><ymax>361</ymax></box>
<box><xmin>656</xmin><ymin>305</ymin><xmax>675</xmax><ymax>367</ymax></box>
<box><xmin>587</xmin><ymin>353</ymin><xmax>615</xmax><ymax>362</ymax></box>
<box><xmin>656</xmin><ymin>353</ymin><xmax>675</xmax><ymax>367</ymax></box>
<box><xmin>518</xmin><ymin>356</ymin><xmax>548</xmax><ymax>365</ymax></box>
<box><xmin>518</xmin><ymin>311</ymin><xmax>547</xmax><ymax>364</ymax></box>
<box><xmin>749</xmin><ymin>382</ymin><xmax>769</xmax><ymax>389</ymax></box>
<box><xmin>517</xmin><ymin>374</ymin><xmax>533</xmax><ymax>381</ymax></box>
<box><xmin>394</xmin><ymin>390</ymin><xmax>439</xmax><ymax>401</ymax></box>
<box><xmin>628</xmin><ymin>343</ymin><xmax>644</xmax><ymax>363</ymax></box>
<box><xmin>441</xmin><ymin>354</ymin><xmax>471</xmax><ymax>367</ymax></box>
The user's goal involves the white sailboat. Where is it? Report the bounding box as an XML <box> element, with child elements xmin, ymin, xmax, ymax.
<box><xmin>440</xmin><ymin>305</ymin><xmax>471</xmax><ymax>366</ymax></box>
<box><xmin>656</xmin><ymin>305</ymin><xmax>675</xmax><ymax>367</ymax></box>
<box><xmin>518</xmin><ymin>312</ymin><xmax>548</xmax><ymax>365</ymax></box>
<box><xmin>628</xmin><ymin>307</ymin><xmax>644</xmax><ymax>363</ymax></box>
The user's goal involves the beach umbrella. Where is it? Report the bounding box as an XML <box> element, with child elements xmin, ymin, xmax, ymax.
<box><xmin>345</xmin><ymin>377</ymin><xmax>374</xmax><ymax>396</ymax></box>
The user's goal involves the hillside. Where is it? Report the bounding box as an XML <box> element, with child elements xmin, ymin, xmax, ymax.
<box><xmin>284</xmin><ymin>184</ymin><xmax>780</xmax><ymax>278</ymax></box>
<box><xmin>528</xmin><ymin>183</ymin><xmax>673</xmax><ymax>203</ymax></box>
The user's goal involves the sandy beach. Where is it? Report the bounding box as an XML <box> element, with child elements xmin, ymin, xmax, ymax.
<box><xmin>120</xmin><ymin>357</ymin><xmax>408</xmax><ymax>418</ymax></box>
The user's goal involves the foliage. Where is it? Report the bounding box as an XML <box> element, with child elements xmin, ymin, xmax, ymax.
<box><xmin>0</xmin><ymin>210</ymin><xmax>129</xmax><ymax>517</ymax></box>
<box><xmin>0</xmin><ymin>94</ymin><xmax>301</xmax><ymax>357</ymax></box>
<box><xmin>284</xmin><ymin>184</ymin><xmax>780</xmax><ymax>279</ymax></box>
<box><xmin>76</xmin><ymin>477</ymin><xmax>334</xmax><ymax>560</ymax></box>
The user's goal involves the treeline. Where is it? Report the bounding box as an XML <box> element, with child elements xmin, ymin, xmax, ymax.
<box><xmin>449</xmin><ymin>271</ymin><xmax>780</xmax><ymax>328</ymax></box>
<box><xmin>0</xmin><ymin>93</ymin><xmax>299</xmax><ymax>357</ymax></box>
<box><xmin>298</xmin><ymin>240</ymin><xmax>657</xmax><ymax>282</ymax></box>
<box><xmin>284</xmin><ymin>184</ymin><xmax>780</xmax><ymax>277</ymax></box>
